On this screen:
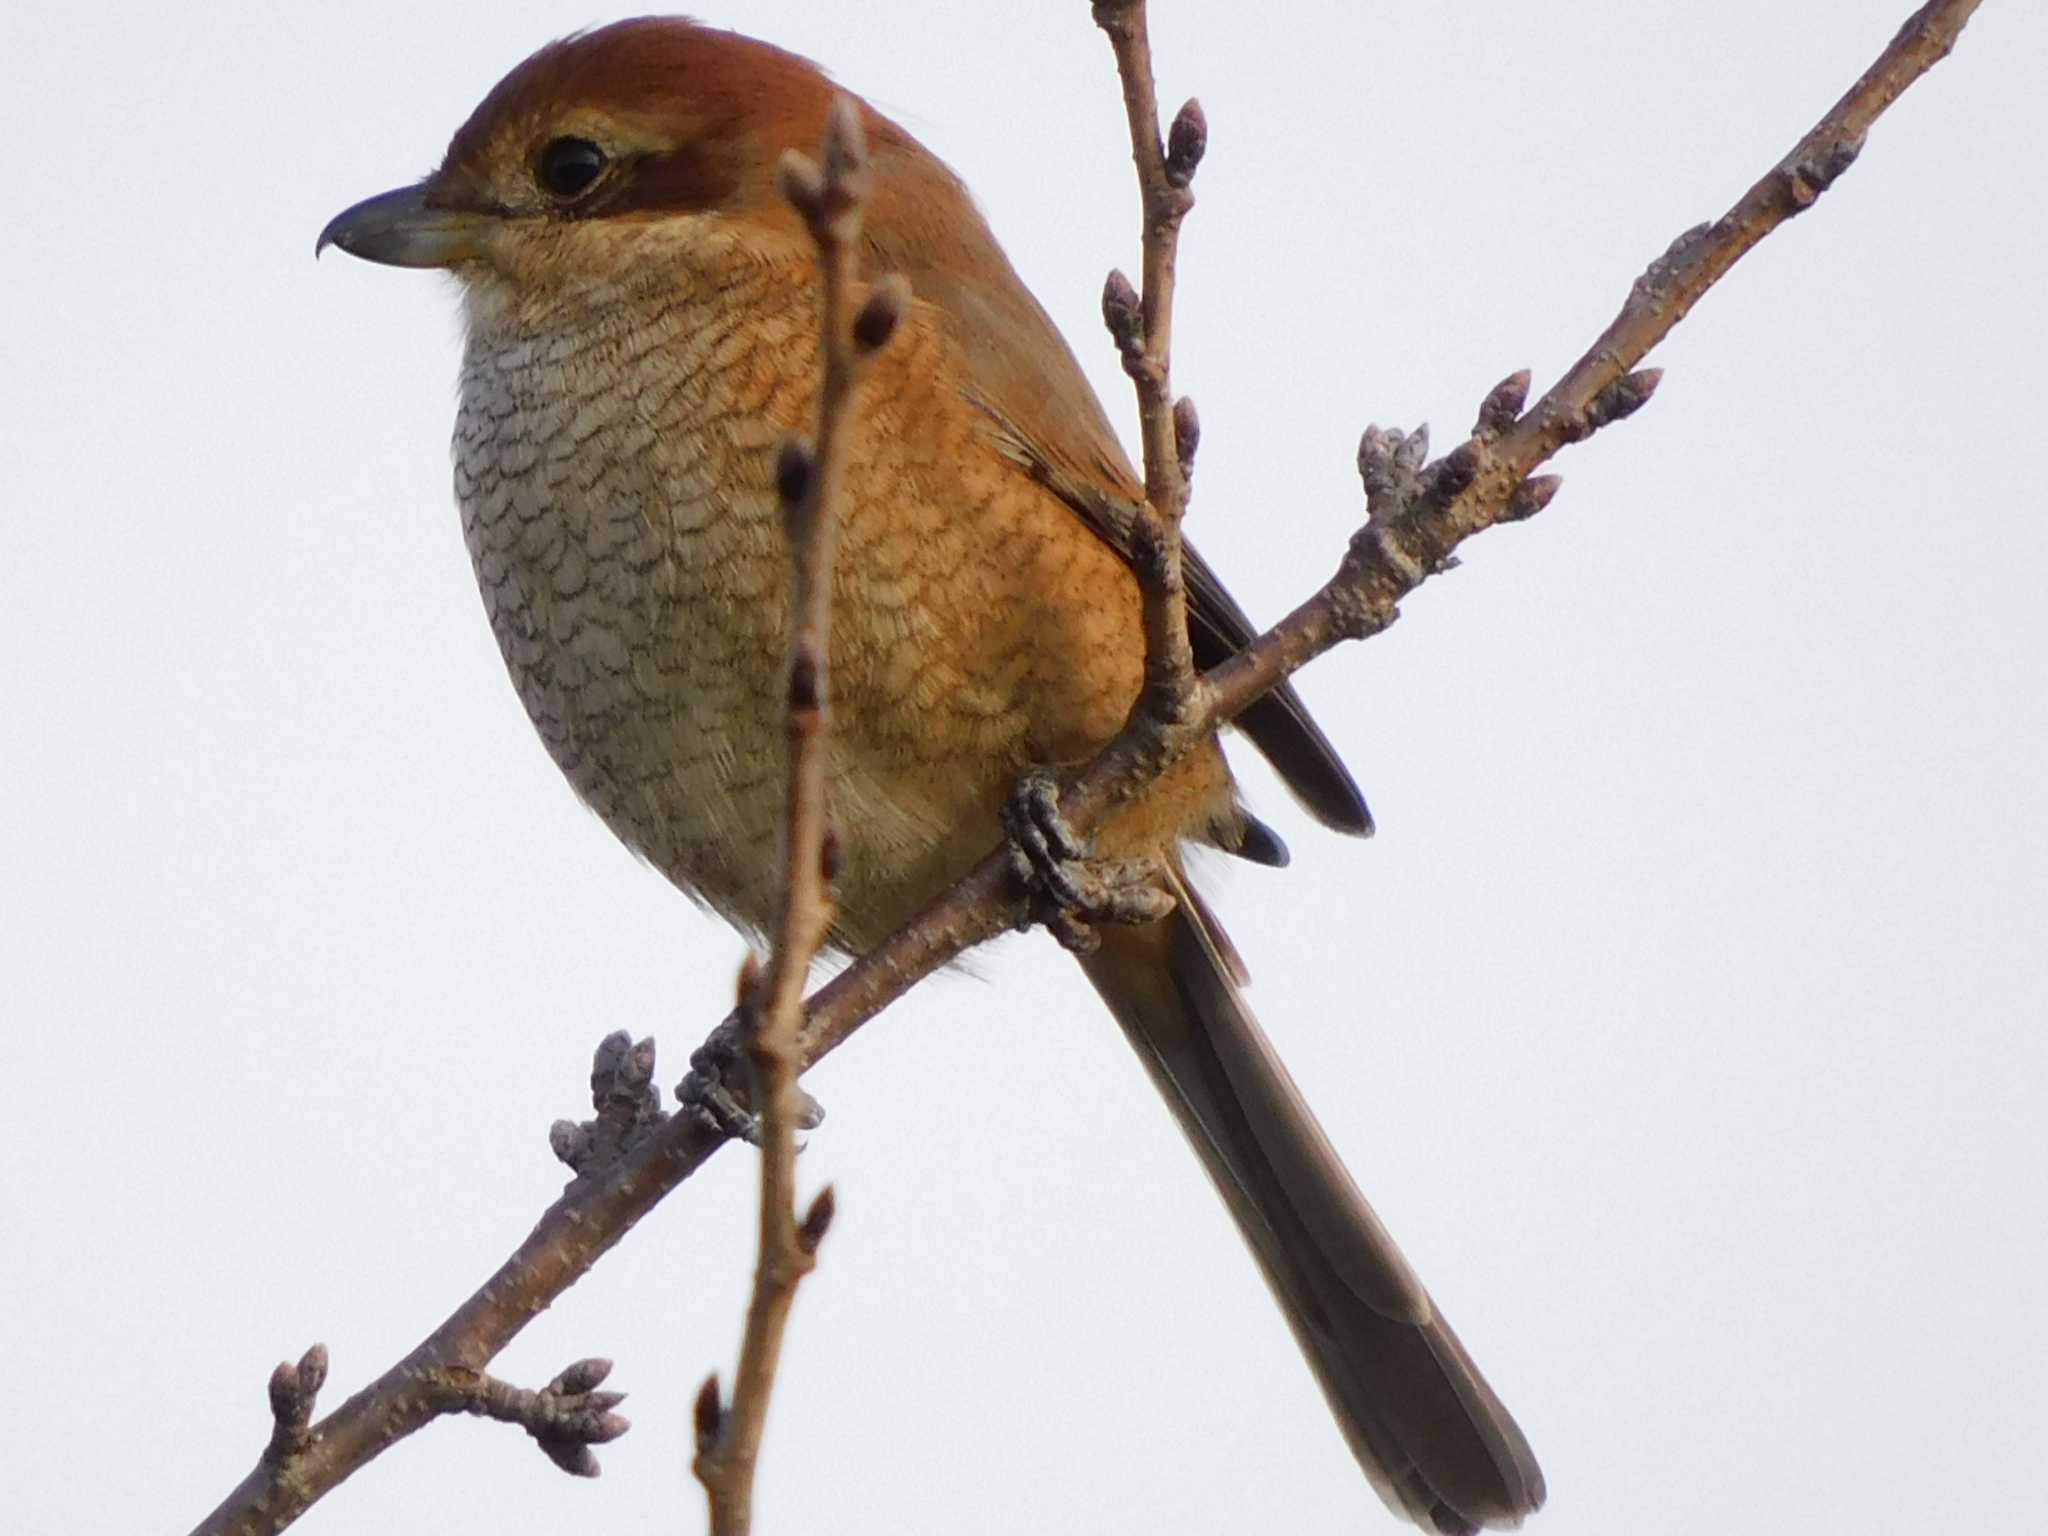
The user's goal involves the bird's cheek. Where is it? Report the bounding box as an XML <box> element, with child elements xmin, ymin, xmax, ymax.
<box><xmin>448</xmin><ymin>227</ymin><xmax>577</xmax><ymax>315</ymax></box>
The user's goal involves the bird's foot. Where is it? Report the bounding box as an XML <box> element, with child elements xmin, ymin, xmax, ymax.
<box><xmin>676</xmin><ymin>1017</ymin><xmax>826</xmax><ymax>1145</ymax></box>
<box><xmin>1002</xmin><ymin>769</ymin><xmax>1176</xmax><ymax>955</ymax></box>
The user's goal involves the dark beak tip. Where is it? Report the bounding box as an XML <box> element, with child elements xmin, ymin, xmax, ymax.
<box><xmin>315</xmin><ymin>182</ymin><xmax>472</xmax><ymax>270</ymax></box>
<box><xmin>314</xmin><ymin>201</ymin><xmax>372</xmax><ymax>261</ymax></box>
<box><xmin>314</xmin><ymin>206</ymin><xmax>357</xmax><ymax>261</ymax></box>
<box><xmin>315</xmin><ymin>182</ymin><xmax>464</xmax><ymax>270</ymax></box>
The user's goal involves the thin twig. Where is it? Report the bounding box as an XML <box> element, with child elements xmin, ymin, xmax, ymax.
<box><xmin>247</xmin><ymin>1347</ymin><xmax>623</xmax><ymax>1511</ymax></box>
<box><xmin>431</xmin><ymin>1359</ymin><xmax>630</xmax><ymax>1478</ymax></box>
<box><xmin>1093</xmin><ymin>0</ymin><xmax>1205</xmax><ymax>723</ymax></box>
<box><xmin>187</xmin><ymin>4</ymin><xmax>1982</xmax><ymax>1530</ymax></box>
<box><xmin>689</xmin><ymin>95</ymin><xmax>901</xmax><ymax>1536</ymax></box>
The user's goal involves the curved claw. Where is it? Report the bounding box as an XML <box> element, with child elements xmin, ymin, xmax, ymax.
<box><xmin>679</xmin><ymin>1023</ymin><xmax>826</xmax><ymax>1143</ymax></box>
<box><xmin>1002</xmin><ymin>771</ymin><xmax>1176</xmax><ymax>953</ymax></box>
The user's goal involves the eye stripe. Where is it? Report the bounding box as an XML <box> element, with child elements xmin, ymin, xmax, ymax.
<box><xmin>595</xmin><ymin>140</ymin><xmax>744</xmax><ymax>217</ymax></box>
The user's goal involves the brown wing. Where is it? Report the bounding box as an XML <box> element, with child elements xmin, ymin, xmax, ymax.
<box><xmin>861</xmin><ymin>134</ymin><xmax>1373</xmax><ymax>836</ymax></box>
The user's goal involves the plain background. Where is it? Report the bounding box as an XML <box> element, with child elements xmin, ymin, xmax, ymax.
<box><xmin>4</xmin><ymin>2</ymin><xmax>2043</xmax><ymax>1532</ymax></box>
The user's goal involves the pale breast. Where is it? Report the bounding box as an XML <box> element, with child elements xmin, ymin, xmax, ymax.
<box><xmin>451</xmin><ymin>269</ymin><xmax>811</xmax><ymax>930</ymax></box>
<box><xmin>448</xmin><ymin>261</ymin><xmax>1001</xmax><ymax>939</ymax></box>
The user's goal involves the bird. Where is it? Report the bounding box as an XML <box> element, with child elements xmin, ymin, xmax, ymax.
<box><xmin>318</xmin><ymin>18</ymin><xmax>1543</xmax><ymax>1533</ymax></box>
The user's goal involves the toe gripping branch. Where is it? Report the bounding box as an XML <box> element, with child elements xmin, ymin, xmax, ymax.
<box><xmin>1003</xmin><ymin>769</ymin><xmax>1176</xmax><ymax>954</ymax></box>
<box><xmin>676</xmin><ymin>1020</ymin><xmax>828</xmax><ymax>1152</ymax></box>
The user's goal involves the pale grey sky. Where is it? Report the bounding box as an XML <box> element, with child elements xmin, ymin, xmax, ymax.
<box><xmin>3</xmin><ymin>3</ymin><xmax>2043</xmax><ymax>1533</ymax></box>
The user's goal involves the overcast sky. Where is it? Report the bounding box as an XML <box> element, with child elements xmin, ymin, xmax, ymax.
<box><xmin>4</xmin><ymin>3</ymin><xmax>2043</xmax><ymax>1533</ymax></box>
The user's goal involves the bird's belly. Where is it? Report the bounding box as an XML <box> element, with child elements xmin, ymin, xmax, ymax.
<box><xmin>449</xmin><ymin>344</ymin><xmax>1007</xmax><ymax>941</ymax></box>
<box><xmin>462</xmin><ymin>523</ymin><xmax>759</xmax><ymax>921</ymax></box>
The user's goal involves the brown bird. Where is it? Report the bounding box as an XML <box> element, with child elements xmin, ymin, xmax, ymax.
<box><xmin>319</xmin><ymin>18</ymin><xmax>1542</xmax><ymax>1533</ymax></box>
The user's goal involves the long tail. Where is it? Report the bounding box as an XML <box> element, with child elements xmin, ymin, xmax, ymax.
<box><xmin>1078</xmin><ymin>873</ymin><xmax>1544</xmax><ymax>1534</ymax></box>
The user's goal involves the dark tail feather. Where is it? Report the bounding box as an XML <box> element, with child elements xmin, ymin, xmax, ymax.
<box><xmin>1179</xmin><ymin>542</ymin><xmax>1372</xmax><ymax>837</ymax></box>
<box><xmin>1234</xmin><ymin>678</ymin><xmax>1375</xmax><ymax>837</ymax></box>
<box><xmin>1079</xmin><ymin>880</ymin><xmax>1544</xmax><ymax>1534</ymax></box>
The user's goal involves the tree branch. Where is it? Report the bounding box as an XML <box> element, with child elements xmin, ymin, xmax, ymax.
<box><xmin>689</xmin><ymin>95</ymin><xmax>902</xmax><ymax>1536</ymax></box>
<box><xmin>798</xmin><ymin>0</ymin><xmax>1984</xmax><ymax>1069</ymax></box>
<box><xmin>431</xmin><ymin>1359</ymin><xmax>630</xmax><ymax>1478</ymax></box>
<box><xmin>187</xmin><ymin>3</ymin><xmax>1983</xmax><ymax>1530</ymax></box>
<box><xmin>1092</xmin><ymin>0</ymin><xmax>1206</xmax><ymax>723</ymax></box>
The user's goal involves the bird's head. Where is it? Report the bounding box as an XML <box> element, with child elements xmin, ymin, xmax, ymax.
<box><xmin>318</xmin><ymin>17</ymin><xmax>908</xmax><ymax>304</ymax></box>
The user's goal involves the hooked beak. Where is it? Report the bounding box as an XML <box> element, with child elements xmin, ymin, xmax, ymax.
<box><xmin>316</xmin><ymin>183</ymin><xmax>487</xmax><ymax>269</ymax></box>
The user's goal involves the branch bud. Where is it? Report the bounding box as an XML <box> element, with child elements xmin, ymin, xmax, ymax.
<box><xmin>821</xmin><ymin>95</ymin><xmax>870</xmax><ymax>192</ymax></box>
<box><xmin>775</xmin><ymin>436</ymin><xmax>814</xmax><ymax>509</ymax></box>
<box><xmin>267</xmin><ymin>1360</ymin><xmax>301</xmax><ymax>1423</ymax></box>
<box><xmin>296</xmin><ymin>1344</ymin><xmax>329</xmax><ymax>1398</ymax></box>
<box><xmin>1503</xmin><ymin>473</ymin><xmax>1563</xmax><ymax>523</ymax></box>
<box><xmin>787</xmin><ymin>642</ymin><xmax>822</xmax><ymax>712</ymax></box>
<box><xmin>1101</xmin><ymin>268</ymin><xmax>1143</xmax><ymax>358</ymax></box>
<box><xmin>1395</xmin><ymin>424</ymin><xmax>1430</xmax><ymax>474</ymax></box>
<box><xmin>1172</xmin><ymin>396</ymin><xmax>1201</xmax><ymax>484</ymax></box>
<box><xmin>1356</xmin><ymin>425</ymin><xmax>1398</xmax><ymax>499</ymax></box>
<box><xmin>1474</xmin><ymin>369</ymin><xmax>1532</xmax><ymax>436</ymax></box>
<box><xmin>694</xmin><ymin>1374</ymin><xmax>724</xmax><ymax>1455</ymax></box>
<box><xmin>548</xmin><ymin>1444</ymin><xmax>602</xmax><ymax>1478</ymax></box>
<box><xmin>797</xmin><ymin>1185</ymin><xmax>838</xmax><ymax>1255</ymax></box>
<box><xmin>853</xmin><ymin>273</ymin><xmax>910</xmax><ymax>352</ymax></box>
<box><xmin>1165</xmin><ymin>98</ymin><xmax>1208</xmax><ymax>188</ymax></box>
<box><xmin>1585</xmin><ymin>368</ymin><xmax>1663</xmax><ymax>430</ymax></box>
<box><xmin>777</xmin><ymin>150</ymin><xmax>825</xmax><ymax>220</ymax></box>
<box><xmin>549</xmin><ymin>1118</ymin><xmax>588</xmax><ymax>1170</ymax></box>
<box><xmin>1421</xmin><ymin>440</ymin><xmax>1480</xmax><ymax>509</ymax></box>
<box><xmin>550</xmin><ymin>1358</ymin><xmax>613</xmax><ymax>1396</ymax></box>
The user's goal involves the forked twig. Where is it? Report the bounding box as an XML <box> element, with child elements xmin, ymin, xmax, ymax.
<box><xmin>1093</xmin><ymin>0</ymin><xmax>1207</xmax><ymax>721</ymax></box>
<box><xmin>688</xmin><ymin>95</ymin><xmax>905</xmax><ymax>1536</ymax></box>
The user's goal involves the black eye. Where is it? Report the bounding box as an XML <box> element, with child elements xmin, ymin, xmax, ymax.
<box><xmin>538</xmin><ymin>137</ymin><xmax>608</xmax><ymax>199</ymax></box>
